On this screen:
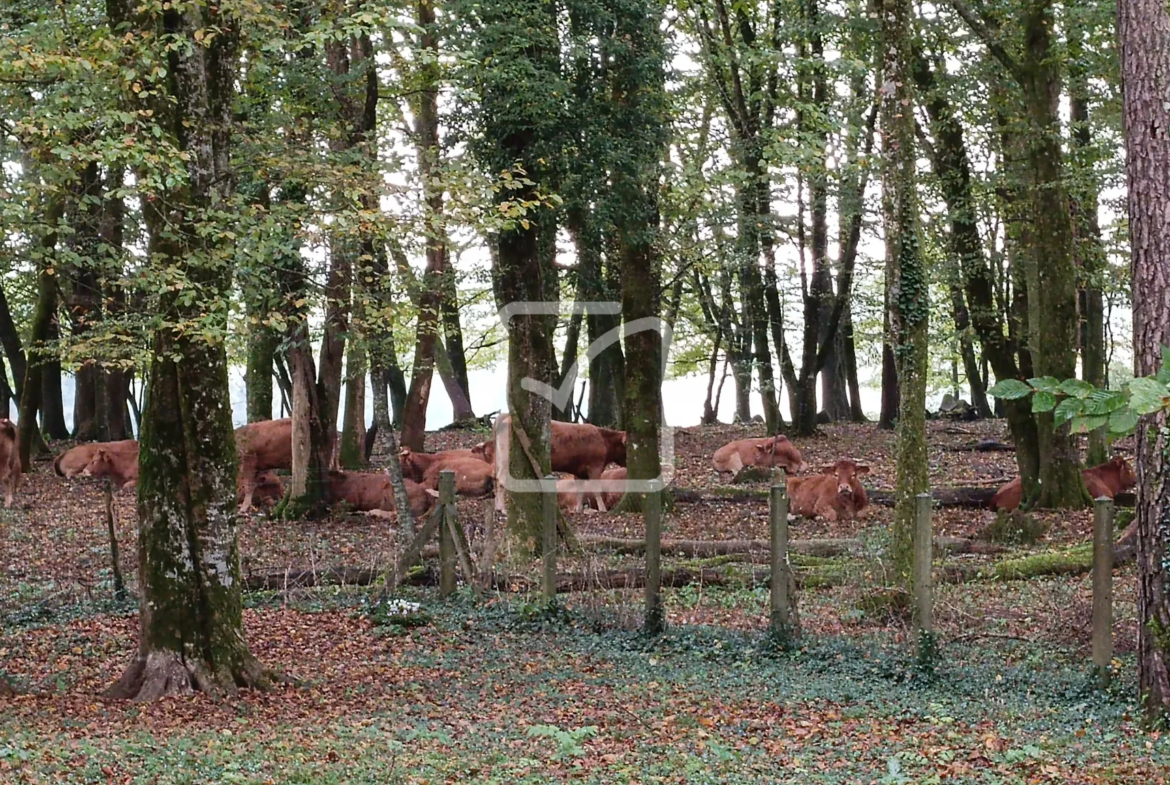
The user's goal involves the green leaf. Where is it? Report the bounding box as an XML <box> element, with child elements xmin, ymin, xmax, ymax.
<box><xmin>1028</xmin><ymin>377</ymin><xmax>1062</xmax><ymax>393</ymax></box>
<box><xmin>1082</xmin><ymin>389</ymin><xmax>1126</xmax><ymax>416</ymax></box>
<box><xmin>1070</xmin><ymin>415</ymin><xmax>1108</xmax><ymax>434</ymax></box>
<box><xmin>1053</xmin><ymin>397</ymin><xmax>1083</xmax><ymax>427</ymax></box>
<box><xmin>988</xmin><ymin>379</ymin><xmax>1032</xmax><ymax>400</ymax></box>
<box><xmin>1108</xmin><ymin>408</ymin><xmax>1140</xmax><ymax>434</ymax></box>
<box><xmin>1128</xmin><ymin>377</ymin><xmax>1170</xmax><ymax>415</ymax></box>
<box><xmin>1032</xmin><ymin>391</ymin><xmax>1058</xmax><ymax>413</ymax></box>
<box><xmin>1059</xmin><ymin>378</ymin><xmax>1096</xmax><ymax>398</ymax></box>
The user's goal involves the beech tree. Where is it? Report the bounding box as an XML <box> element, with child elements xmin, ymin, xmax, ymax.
<box><xmin>104</xmin><ymin>0</ymin><xmax>274</xmax><ymax>698</ymax></box>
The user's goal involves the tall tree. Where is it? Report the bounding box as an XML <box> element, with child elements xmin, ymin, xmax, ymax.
<box><xmin>882</xmin><ymin>0</ymin><xmax>928</xmax><ymax>577</ymax></box>
<box><xmin>950</xmin><ymin>0</ymin><xmax>1087</xmax><ymax>508</ymax></box>
<box><xmin>464</xmin><ymin>0</ymin><xmax>564</xmax><ymax>551</ymax></box>
<box><xmin>610</xmin><ymin>0</ymin><xmax>668</xmax><ymax>511</ymax></box>
<box><xmin>1117</xmin><ymin>0</ymin><xmax>1170</xmax><ymax>721</ymax></box>
<box><xmin>105</xmin><ymin>0</ymin><xmax>273</xmax><ymax>699</ymax></box>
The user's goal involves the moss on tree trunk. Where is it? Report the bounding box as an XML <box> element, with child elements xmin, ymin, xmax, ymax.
<box><xmin>882</xmin><ymin>0</ymin><xmax>929</xmax><ymax>581</ymax></box>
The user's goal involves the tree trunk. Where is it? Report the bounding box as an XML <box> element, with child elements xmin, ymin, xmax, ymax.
<box><xmin>1117</xmin><ymin>0</ymin><xmax>1170</xmax><ymax>721</ymax></box>
<box><xmin>841</xmin><ymin>304</ymin><xmax>867</xmax><ymax>422</ymax></box>
<box><xmin>878</xmin><ymin>285</ymin><xmax>899</xmax><ymax>431</ymax></box>
<box><xmin>339</xmin><ymin>349</ymin><xmax>366</xmax><ymax>469</ymax></box>
<box><xmin>950</xmin><ymin>285</ymin><xmax>993</xmax><ymax>418</ymax></box>
<box><xmin>398</xmin><ymin>1</ymin><xmax>451</xmax><ymax>449</ymax></box>
<box><xmin>287</xmin><ymin>332</ymin><xmax>329</xmax><ymax>513</ymax></box>
<box><xmin>19</xmin><ymin>263</ymin><xmax>59</xmax><ymax>470</ymax></box>
<box><xmin>612</xmin><ymin>0</ymin><xmax>667</xmax><ymax>513</ymax></box>
<box><xmin>106</xmin><ymin>0</ymin><xmax>272</xmax><ymax>700</ymax></box>
<box><xmin>245</xmin><ymin>324</ymin><xmax>277</xmax><ymax>423</ymax></box>
<box><xmin>1019</xmin><ymin>0</ymin><xmax>1089</xmax><ymax>509</ymax></box>
<box><xmin>316</xmin><ymin>237</ymin><xmax>349</xmax><ymax>461</ymax></box>
<box><xmin>882</xmin><ymin>0</ymin><xmax>929</xmax><ymax>580</ymax></box>
<box><xmin>40</xmin><ymin>319</ymin><xmax>70</xmax><ymax>440</ymax></box>
<box><xmin>1068</xmin><ymin>23</ymin><xmax>1108</xmax><ymax>467</ymax></box>
<box><xmin>0</xmin><ymin>285</ymin><xmax>27</xmax><ymax>403</ymax></box>
<box><xmin>913</xmin><ymin>50</ymin><xmax>1038</xmax><ymax>482</ymax></box>
<box><xmin>439</xmin><ymin>270</ymin><xmax>473</xmax><ymax>421</ymax></box>
<box><xmin>65</xmin><ymin>161</ymin><xmax>104</xmax><ymax>442</ymax></box>
<box><xmin>475</xmin><ymin>0</ymin><xmax>562</xmax><ymax>552</ymax></box>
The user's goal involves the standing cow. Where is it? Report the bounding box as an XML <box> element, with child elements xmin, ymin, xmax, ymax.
<box><xmin>0</xmin><ymin>419</ymin><xmax>21</xmax><ymax>507</ymax></box>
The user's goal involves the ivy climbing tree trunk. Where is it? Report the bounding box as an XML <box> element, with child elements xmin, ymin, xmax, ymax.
<box><xmin>470</xmin><ymin>0</ymin><xmax>562</xmax><ymax>553</ymax></box>
<box><xmin>19</xmin><ymin>203</ymin><xmax>63</xmax><ymax>470</ymax></box>
<box><xmin>882</xmin><ymin>0</ymin><xmax>928</xmax><ymax>580</ymax></box>
<box><xmin>1117</xmin><ymin>0</ymin><xmax>1170</xmax><ymax>722</ymax></box>
<box><xmin>105</xmin><ymin>0</ymin><xmax>274</xmax><ymax>700</ymax></box>
<box><xmin>612</xmin><ymin>0</ymin><xmax>667</xmax><ymax>514</ymax></box>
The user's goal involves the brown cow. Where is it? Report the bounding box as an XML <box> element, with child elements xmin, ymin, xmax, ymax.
<box><xmin>597</xmin><ymin>427</ymin><xmax>627</xmax><ymax>467</ymax></box>
<box><xmin>325</xmin><ymin>471</ymin><xmax>433</xmax><ymax>518</ymax></box>
<box><xmin>238</xmin><ymin>470</ymin><xmax>285</xmax><ymax>507</ymax></box>
<box><xmin>989</xmin><ymin>456</ymin><xmax>1137</xmax><ymax>512</ymax></box>
<box><xmin>54</xmin><ymin>440</ymin><xmax>139</xmax><ymax>478</ymax></box>
<box><xmin>399</xmin><ymin>447</ymin><xmax>485</xmax><ymax>483</ymax></box>
<box><xmin>236</xmin><ymin>418</ymin><xmax>293</xmax><ymax>511</ymax></box>
<box><xmin>487</xmin><ymin>416</ymin><xmax>612</xmax><ymax>512</ymax></box>
<box><xmin>713</xmin><ymin>436</ymin><xmax>808</xmax><ymax>476</ymax></box>
<box><xmin>559</xmin><ymin>466</ymin><xmax>629</xmax><ymax>513</ymax></box>
<box><xmin>787</xmin><ymin>460</ymin><xmax>869</xmax><ymax>521</ymax></box>
<box><xmin>0</xmin><ymin>419</ymin><xmax>21</xmax><ymax>507</ymax></box>
<box><xmin>422</xmin><ymin>457</ymin><xmax>494</xmax><ymax>497</ymax></box>
<box><xmin>81</xmin><ymin>446</ymin><xmax>139</xmax><ymax>490</ymax></box>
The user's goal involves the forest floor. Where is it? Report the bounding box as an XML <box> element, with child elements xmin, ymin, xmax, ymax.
<box><xmin>1</xmin><ymin>420</ymin><xmax>1167</xmax><ymax>783</ymax></box>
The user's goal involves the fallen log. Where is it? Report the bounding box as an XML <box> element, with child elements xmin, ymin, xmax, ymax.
<box><xmin>675</xmin><ymin>486</ymin><xmax>1133</xmax><ymax>509</ymax></box>
<box><xmin>576</xmin><ymin>534</ymin><xmax>1002</xmax><ymax>558</ymax></box>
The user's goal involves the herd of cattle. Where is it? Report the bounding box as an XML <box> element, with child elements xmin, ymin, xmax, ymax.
<box><xmin>0</xmin><ymin>415</ymin><xmax>1138</xmax><ymax>521</ymax></box>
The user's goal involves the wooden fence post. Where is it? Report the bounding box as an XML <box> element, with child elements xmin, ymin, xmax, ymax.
<box><xmin>913</xmin><ymin>493</ymin><xmax>934</xmax><ymax>660</ymax></box>
<box><xmin>479</xmin><ymin>497</ymin><xmax>496</xmax><ymax>590</ymax></box>
<box><xmin>769</xmin><ymin>471</ymin><xmax>791</xmax><ymax>642</ymax></box>
<box><xmin>542</xmin><ymin>474</ymin><xmax>557</xmax><ymax>604</ymax></box>
<box><xmin>1091</xmin><ymin>496</ymin><xmax>1114</xmax><ymax>687</ymax></box>
<box><xmin>105</xmin><ymin>480</ymin><xmax>125</xmax><ymax>601</ymax></box>
<box><xmin>645</xmin><ymin>488</ymin><xmax>664</xmax><ymax>635</ymax></box>
<box><xmin>438</xmin><ymin>470</ymin><xmax>456</xmax><ymax>596</ymax></box>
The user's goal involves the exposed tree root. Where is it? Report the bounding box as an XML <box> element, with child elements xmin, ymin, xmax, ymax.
<box><xmin>105</xmin><ymin>649</ymin><xmax>282</xmax><ymax>701</ymax></box>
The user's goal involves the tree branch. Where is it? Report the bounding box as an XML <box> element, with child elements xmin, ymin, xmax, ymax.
<box><xmin>947</xmin><ymin>0</ymin><xmax>1025</xmax><ymax>85</ymax></box>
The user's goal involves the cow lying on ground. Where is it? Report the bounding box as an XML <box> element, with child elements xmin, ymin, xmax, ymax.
<box><xmin>54</xmin><ymin>440</ymin><xmax>139</xmax><ymax>478</ymax></box>
<box><xmin>81</xmin><ymin>446</ymin><xmax>139</xmax><ymax>490</ymax></box>
<box><xmin>236</xmin><ymin>418</ymin><xmax>293</xmax><ymax>511</ymax></box>
<box><xmin>481</xmin><ymin>417</ymin><xmax>621</xmax><ymax>512</ymax></box>
<box><xmin>421</xmin><ymin>456</ymin><xmax>494</xmax><ymax>497</ymax></box>
<box><xmin>0</xmin><ymin>419</ymin><xmax>21</xmax><ymax>507</ymax></box>
<box><xmin>713</xmin><ymin>435</ymin><xmax>808</xmax><ymax>476</ymax></box>
<box><xmin>324</xmin><ymin>470</ymin><xmax>434</xmax><ymax>519</ymax></box>
<box><xmin>786</xmin><ymin>460</ymin><xmax>869</xmax><ymax>521</ymax></box>
<box><xmin>399</xmin><ymin>447</ymin><xmax>486</xmax><ymax>483</ymax></box>
<box><xmin>989</xmin><ymin>456</ymin><xmax>1137</xmax><ymax>512</ymax></box>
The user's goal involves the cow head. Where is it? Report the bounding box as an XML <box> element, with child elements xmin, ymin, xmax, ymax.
<box><xmin>81</xmin><ymin>448</ymin><xmax>110</xmax><ymax>477</ymax></box>
<box><xmin>472</xmin><ymin>441</ymin><xmax>495</xmax><ymax>462</ymax></box>
<box><xmin>754</xmin><ymin>436</ymin><xmax>809</xmax><ymax>474</ymax></box>
<box><xmin>1109</xmin><ymin>455</ymin><xmax>1137</xmax><ymax>491</ymax></box>
<box><xmin>821</xmin><ymin>460</ymin><xmax>869</xmax><ymax>498</ymax></box>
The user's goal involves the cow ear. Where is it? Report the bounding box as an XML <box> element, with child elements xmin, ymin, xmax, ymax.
<box><xmin>855</xmin><ymin>464</ymin><xmax>870</xmax><ymax>475</ymax></box>
<box><xmin>425</xmin><ymin>488</ymin><xmax>439</xmax><ymax>498</ymax></box>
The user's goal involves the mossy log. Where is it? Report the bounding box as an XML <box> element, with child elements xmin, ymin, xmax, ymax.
<box><xmin>673</xmin><ymin>486</ymin><xmax>1133</xmax><ymax>509</ymax></box>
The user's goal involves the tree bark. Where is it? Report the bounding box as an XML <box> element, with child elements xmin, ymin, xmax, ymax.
<box><xmin>1117</xmin><ymin>0</ymin><xmax>1170</xmax><ymax>721</ymax></box>
<box><xmin>19</xmin><ymin>256</ymin><xmax>61</xmax><ymax>470</ymax></box>
<box><xmin>105</xmin><ymin>0</ymin><xmax>272</xmax><ymax>700</ymax></box>
<box><xmin>612</xmin><ymin>0</ymin><xmax>667</xmax><ymax>513</ymax></box>
<box><xmin>0</xmin><ymin>285</ymin><xmax>27</xmax><ymax>403</ymax></box>
<box><xmin>40</xmin><ymin>319</ymin><xmax>70</xmax><ymax>440</ymax></box>
<box><xmin>474</xmin><ymin>0</ymin><xmax>561</xmax><ymax>552</ymax></box>
<box><xmin>246</xmin><ymin>323</ymin><xmax>277</xmax><ymax>423</ymax></box>
<box><xmin>339</xmin><ymin>347</ymin><xmax>366</xmax><ymax>470</ymax></box>
<box><xmin>882</xmin><ymin>0</ymin><xmax>929</xmax><ymax>580</ymax></box>
<box><xmin>399</xmin><ymin>0</ymin><xmax>447</xmax><ymax>451</ymax></box>
<box><xmin>913</xmin><ymin>50</ymin><xmax>1038</xmax><ymax>482</ymax></box>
